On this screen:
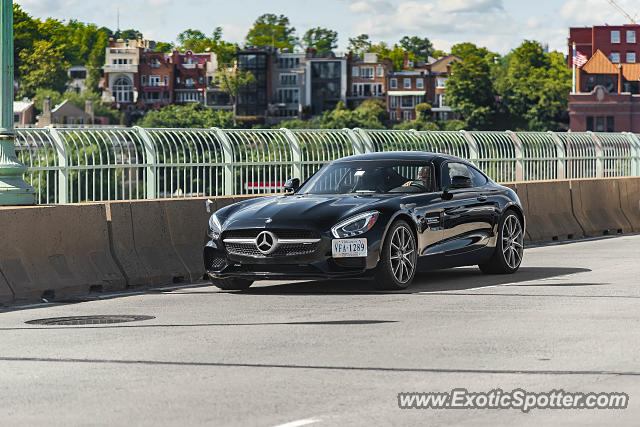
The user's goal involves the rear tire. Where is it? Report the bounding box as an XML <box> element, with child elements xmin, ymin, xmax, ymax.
<box><xmin>372</xmin><ymin>220</ymin><xmax>417</xmax><ymax>290</ymax></box>
<box><xmin>479</xmin><ymin>210</ymin><xmax>524</xmax><ymax>274</ymax></box>
<box><xmin>210</xmin><ymin>277</ymin><xmax>254</xmax><ymax>290</ymax></box>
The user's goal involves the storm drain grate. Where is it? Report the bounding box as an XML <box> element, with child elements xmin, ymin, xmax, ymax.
<box><xmin>25</xmin><ymin>315</ymin><xmax>155</xmax><ymax>326</ymax></box>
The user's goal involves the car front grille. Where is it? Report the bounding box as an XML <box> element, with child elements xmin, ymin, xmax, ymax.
<box><xmin>223</xmin><ymin>229</ymin><xmax>321</xmax><ymax>258</ymax></box>
<box><xmin>223</xmin><ymin>229</ymin><xmax>319</xmax><ymax>240</ymax></box>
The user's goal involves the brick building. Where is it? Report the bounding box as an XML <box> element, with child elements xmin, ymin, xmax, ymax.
<box><xmin>347</xmin><ymin>52</ymin><xmax>393</xmax><ymax>109</ymax></box>
<box><xmin>172</xmin><ymin>50</ymin><xmax>210</xmax><ymax>104</ymax></box>
<box><xmin>139</xmin><ymin>50</ymin><xmax>173</xmax><ymax>106</ymax></box>
<box><xmin>568</xmin><ymin>25</ymin><xmax>640</xmax><ymax>131</ymax></box>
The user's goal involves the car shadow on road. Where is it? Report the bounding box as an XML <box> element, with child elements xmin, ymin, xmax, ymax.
<box><xmin>239</xmin><ymin>266</ymin><xmax>592</xmax><ymax>295</ymax></box>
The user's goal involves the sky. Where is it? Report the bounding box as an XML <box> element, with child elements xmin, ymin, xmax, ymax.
<box><xmin>14</xmin><ymin>0</ymin><xmax>640</xmax><ymax>55</ymax></box>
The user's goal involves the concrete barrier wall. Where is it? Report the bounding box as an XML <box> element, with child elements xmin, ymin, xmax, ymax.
<box><xmin>0</xmin><ymin>204</ymin><xmax>125</xmax><ymax>304</ymax></box>
<box><xmin>619</xmin><ymin>177</ymin><xmax>640</xmax><ymax>232</ymax></box>
<box><xmin>571</xmin><ymin>179</ymin><xmax>633</xmax><ymax>236</ymax></box>
<box><xmin>0</xmin><ymin>179</ymin><xmax>638</xmax><ymax>305</ymax></box>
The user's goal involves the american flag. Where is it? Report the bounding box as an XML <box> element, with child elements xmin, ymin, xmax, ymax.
<box><xmin>573</xmin><ymin>50</ymin><xmax>588</xmax><ymax>67</ymax></box>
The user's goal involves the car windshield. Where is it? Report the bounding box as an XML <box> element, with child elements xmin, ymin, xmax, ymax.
<box><xmin>298</xmin><ymin>160</ymin><xmax>434</xmax><ymax>194</ymax></box>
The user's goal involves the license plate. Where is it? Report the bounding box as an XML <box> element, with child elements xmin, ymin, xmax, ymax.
<box><xmin>332</xmin><ymin>238</ymin><xmax>367</xmax><ymax>258</ymax></box>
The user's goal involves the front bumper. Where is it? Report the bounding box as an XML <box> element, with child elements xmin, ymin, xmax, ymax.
<box><xmin>204</xmin><ymin>231</ymin><xmax>383</xmax><ymax>281</ymax></box>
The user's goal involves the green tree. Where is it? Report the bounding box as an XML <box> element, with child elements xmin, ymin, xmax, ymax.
<box><xmin>210</xmin><ymin>27</ymin><xmax>238</xmax><ymax>66</ymax></box>
<box><xmin>245</xmin><ymin>13</ymin><xmax>297</xmax><ymax>50</ymax></box>
<box><xmin>115</xmin><ymin>29</ymin><xmax>141</xmax><ymax>41</ymax></box>
<box><xmin>399</xmin><ymin>36</ymin><xmax>434</xmax><ymax>60</ymax></box>
<box><xmin>446</xmin><ymin>43</ymin><xmax>499</xmax><ymax>130</ymax></box>
<box><xmin>177</xmin><ymin>29</ymin><xmax>209</xmax><ymax>52</ymax></box>
<box><xmin>495</xmin><ymin>41</ymin><xmax>571</xmax><ymax>130</ymax></box>
<box><xmin>137</xmin><ymin>103</ymin><xmax>234</xmax><ymax>128</ymax></box>
<box><xmin>13</xmin><ymin>4</ymin><xmax>40</xmax><ymax>80</ymax></box>
<box><xmin>85</xmin><ymin>30</ymin><xmax>108</xmax><ymax>92</ymax></box>
<box><xmin>155</xmin><ymin>41</ymin><xmax>174</xmax><ymax>52</ymax></box>
<box><xmin>347</xmin><ymin>34</ymin><xmax>371</xmax><ymax>55</ymax></box>
<box><xmin>302</xmin><ymin>27</ymin><xmax>338</xmax><ymax>55</ymax></box>
<box><xmin>18</xmin><ymin>40</ymin><xmax>69</xmax><ymax>98</ymax></box>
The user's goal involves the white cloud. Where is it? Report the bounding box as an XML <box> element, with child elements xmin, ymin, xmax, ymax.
<box><xmin>559</xmin><ymin>0</ymin><xmax>637</xmax><ymax>26</ymax></box>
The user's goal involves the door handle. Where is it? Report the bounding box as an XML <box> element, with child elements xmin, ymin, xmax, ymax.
<box><xmin>477</xmin><ymin>195</ymin><xmax>488</xmax><ymax>202</ymax></box>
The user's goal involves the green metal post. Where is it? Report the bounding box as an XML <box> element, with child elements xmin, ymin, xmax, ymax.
<box><xmin>0</xmin><ymin>1</ymin><xmax>34</xmax><ymax>205</ymax></box>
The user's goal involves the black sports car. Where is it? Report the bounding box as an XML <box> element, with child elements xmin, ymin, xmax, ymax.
<box><xmin>204</xmin><ymin>151</ymin><xmax>525</xmax><ymax>290</ymax></box>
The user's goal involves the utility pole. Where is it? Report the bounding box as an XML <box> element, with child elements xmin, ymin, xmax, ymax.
<box><xmin>0</xmin><ymin>0</ymin><xmax>35</xmax><ymax>205</ymax></box>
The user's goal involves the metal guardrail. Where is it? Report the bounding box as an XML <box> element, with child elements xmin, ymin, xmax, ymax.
<box><xmin>14</xmin><ymin>127</ymin><xmax>640</xmax><ymax>204</ymax></box>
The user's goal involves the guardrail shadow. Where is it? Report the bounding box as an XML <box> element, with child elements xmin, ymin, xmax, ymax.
<box><xmin>239</xmin><ymin>266</ymin><xmax>592</xmax><ymax>295</ymax></box>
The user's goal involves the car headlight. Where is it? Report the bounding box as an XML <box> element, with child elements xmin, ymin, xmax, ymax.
<box><xmin>208</xmin><ymin>213</ymin><xmax>222</xmax><ymax>239</ymax></box>
<box><xmin>331</xmin><ymin>211</ymin><xmax>379</xmax><ymax>238</ymax></box>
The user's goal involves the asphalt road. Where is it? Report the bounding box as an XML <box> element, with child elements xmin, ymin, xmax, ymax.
<box><xmin>1</xmin><ymin>234</ymin><xmax>640</xmax><ymax>426</ymax></box>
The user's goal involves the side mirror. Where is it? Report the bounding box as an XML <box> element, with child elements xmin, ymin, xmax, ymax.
<box><xmin>450</xmin><ymin>175</ymin><xmax>472</xmax><ymax>189</ymax></box>
<box><xmin>442</xmin><ymin>175</ymin><xmax>472</xmax><ymax>198</ymax></box>
<box><xmin>284</xmin><ymin>178</ymin><xmax>300</xmax><ymax>193</ymax></box>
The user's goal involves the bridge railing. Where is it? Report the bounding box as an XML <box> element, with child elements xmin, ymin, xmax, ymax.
<box><xmin>14</xmin><ymin>127</ymin><xmax>640</xmax><ymax>204</ymax></box>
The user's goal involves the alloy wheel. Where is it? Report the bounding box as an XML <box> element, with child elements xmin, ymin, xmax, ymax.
<box><xmin>389</xmin><ymin>225</ymin><xmax>417</xmax><ymax>284</ymax></box>
<box><xmin>502</xmin><ymin>214</ymin><xmax>523</xmax><ymax>269</ymax></box>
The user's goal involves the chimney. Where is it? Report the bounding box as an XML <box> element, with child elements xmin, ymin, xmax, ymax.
<box><xmin>403</xmin><ymin>51</ymin><xmax>409</xmax><ymax>70</ymax></box>
<box><xmin>85</xmin><ymin>98</ymin><xmax>95</xmax><ymax>124</ymax></box>
<box><xmin>38</xmin><ymin>97</ymin><xmax>52</xmax><ymax>126</ymax></box>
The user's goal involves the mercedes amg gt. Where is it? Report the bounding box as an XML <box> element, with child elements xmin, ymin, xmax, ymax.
<box><xmin>204</xmin><ymin>152</ymin><xmax>525</xmax><ymax>290</ymax></box>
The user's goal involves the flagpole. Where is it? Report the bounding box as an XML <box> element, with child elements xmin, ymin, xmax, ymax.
<box><xmin>572</xmin><ymin>42</ymin><xmax>576</xmax><ymax>94</ymax></box>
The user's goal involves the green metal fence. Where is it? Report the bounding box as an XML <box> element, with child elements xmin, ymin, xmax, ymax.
<box><xmin>14</xmin><ymin>127</ymin><xmax>640</xmax><ymax>204</ymax></box>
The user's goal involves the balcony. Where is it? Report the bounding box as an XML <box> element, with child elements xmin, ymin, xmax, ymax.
<box><xmin>103</xmin><ymin>64</ymin><xmax>138</xmax><ymax>73</ymax></box>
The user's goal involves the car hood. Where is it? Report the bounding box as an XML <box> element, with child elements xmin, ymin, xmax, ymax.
<box><xmin>220</xmin><ymin>194</ymin><xmax>397</xmax><ymax>232</ymax></box>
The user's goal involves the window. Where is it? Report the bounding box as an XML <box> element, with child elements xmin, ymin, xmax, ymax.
<box><xmin>141</xmin><ymin>75</ymin><xmax>147</xmax><ymax>86</ymax></box>
<box><xmin>13</xmin><ymin>114</ymin><xmax>19</xmax><ymax>123</ymax></box>
<box><xmin>403</xmin><ymin>78</ymin><xmax>411</xmax><ymax>89</ymax></box>
<box><xmin>586</xmin><ymin>116</ymin><xmax>594</xmax><ymax>131</ymax></box>
<box><xmin>627</xmin><ymin>30</ymin><xmax>636</xmax><ymax>43</ymax></box>
<box><xmin>280</xmin><ymin>73</ymin><xmax>297</xmax><ymax>85</ymax></box>
<box><xmin>390</xmin><ymin>78</ymin><xmax>397</xmax><ymax>89</ymax></box>
<box><xmin>610</xmin><ymin>52</ymin><xmax>620</xmax><ymax>63</ymax></box>
<box><xmin>198</xmin><ymin>77</ymin><xmax>204</xmax><ymax>84</ymax></box>
<box><xmin>361</xmin><ymin>67</ymin><xmax>374</xmax><ymax>79</ymax></box>
<box><xmin>585</xmin><ymin>74</ymin><xmax>616</xmax><ymax>92</ymax></box>
<box><xmin>277</xmin><ymin>88</ymin><xmax>299</xmax><ymax>103</ymax></box>
<box><xmin>623</xmin><ymin>81</ymin><xmax>640</xmax><ymax>94</ymax></box>
<box><xmin>414</xmin><ymin>95</ymin><xmax>425</xmax><ymax>105</ymax></box>
<box><xmin>606</xmin><ymin>116</ymin><xmax>615</xmax><ymax>132</ymax></box>
<box><xmin>441</xmin><ymin>162</ymin><xmax>481</xmax><ymax>190</ymax></box>
<box><xmin>596</xmin><ymin>116</ymin><xmax>605</xmax><ymax>132</ymax></box>
<box><xmin>376</xmin><ymin>66</ymin><xmax>384</xmax><ymax>77</ymax></box>
<box><xmin>403</xmin><ymin>111</ymin><xmax>412</xmax><ymax>121</ymax></box>
<box><xmin>401</xmin><ymin>95</ymin><xmax>413</xmax><ymax>108</ymax></box>
<box><xmin>278</xmin><ymin>57</ymin><xmax>300</xmax><ymax>68</ymax></box>
<box><xmin>436</xmin><ymin>77</ymin><xmax>447</xmax><ymax>88</ymax></box>
<box><xmin>185</xmin><ymin>78</ymin><xmax>194</xmax><ymax>87</ymax></box>
<box><xmin>390</xmin><ymin>96</ymin><xmax>398</xmax><ymax>109</ymax></box>
<box><xmin>150</xmin><ymin>58</ymin><xmax>160</xmax><ymax>68</ymax></box>
<box><xmin>627</xmin><ymin>52</ymin><xmax>636</xmax><ymax>63</ymax></box>
<box><xmin>149</xmin><ymin>75</ymin><xmax>161</xmax><ymax>86</ymax></box>
<box><xmin>611</xmin><ymin>30</ymin><xmax>620</xmax><ymax>43</ymax></box>
<box><xmin>435</xmin><ymin>93</ymin><xmax>446</xmax><ymax>107</ymax></box>
<box><xmin>416</xmin><ymin>78</ymin><xmax>424</xmax><ymax>89</ymax></box>
<box><xmin>352</xmin><ymin>66</ymin><xmax>359</xmax><ymax>77</ymax></box>
<box><xmin>389</xmin><ymin>111</ymin><xmax>397</xmax><ymax>121</ymax></box>
<box><xmin>112</xmin><ymin>76</ymin><xmax>133</xmax><ymax>103</ymax></box>
<box><xmin>164</xmin><ymin>75</ymin><xmax>168</xmax><ymax>86</ymax></box>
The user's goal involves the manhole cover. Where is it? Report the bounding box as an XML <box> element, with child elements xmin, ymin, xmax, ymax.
<box><xmin>25</xmin><ymin>315</ymin><xmax>155</xmax><ymax>326</ymax></box>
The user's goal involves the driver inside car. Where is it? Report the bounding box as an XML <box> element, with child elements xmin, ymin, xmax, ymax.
<box><xmin>402</xmin><ymin>166</ymin><xmax>433</xmax><ymax>191</ymax></box>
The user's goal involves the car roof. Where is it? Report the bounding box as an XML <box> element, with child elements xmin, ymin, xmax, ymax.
<box><xmin>334</xmin><ymin>151</ymin><xmax>466</xmax><ymax>164</ymax></box>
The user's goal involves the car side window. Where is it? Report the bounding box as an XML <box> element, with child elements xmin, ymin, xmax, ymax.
<box><xmin>468</xmin><ymin>166</ymin><xmax>488</xmax><ymax>187</ymax></box>
<box><xmin>441</xmin><ymin>162</ymin><xmax>487</xmax><ymax>189</ymax></box>
<box><xmin>441</xmin><ymin>162</ymin><xmax>470</xmax><ymax>189</ymax></box>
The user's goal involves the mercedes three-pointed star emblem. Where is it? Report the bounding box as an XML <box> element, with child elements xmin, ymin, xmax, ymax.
<box><xmin>255</xmin><ymin>231</ymin><xmax>278</xmax><ymax>255</ymax></box>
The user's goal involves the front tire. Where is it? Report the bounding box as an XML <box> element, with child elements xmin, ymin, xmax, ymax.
<box><xmin>372</xmin><ymin>220</ymin><xmax>417</xmax><ymax>290</ymax></box>
<box><xmin>210</xmin><ymin>277</ymin><xmax>254</xmax><ymax>290</ymax></box>
<box><xmin>479</xmin><ymin>210</ymin><xmax>524</xmax><ymax>274</ymax></box>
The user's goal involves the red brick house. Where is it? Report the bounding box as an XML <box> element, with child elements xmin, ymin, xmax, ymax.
<box><xmin>568</xmin><ymin>25</ymin><xmax>640</xmax><ymax>131</ymax></box>
<box><xmin>171</xmin><ymin>50</ymin><xmax>210</xmax><ymax>104</ymax></box>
